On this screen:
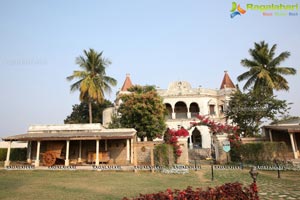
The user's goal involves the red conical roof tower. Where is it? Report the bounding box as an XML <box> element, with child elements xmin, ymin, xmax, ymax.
<box><xmin>121</xmin><ymin>74</ymin><xmax>133</xmax><ymax>91</ymax></box>
<box><xmin>220</xmin><ymin>71</ymin><xmax>235</xmax><ymax>89</ymax></box>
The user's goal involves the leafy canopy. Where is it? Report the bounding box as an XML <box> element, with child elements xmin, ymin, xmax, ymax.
<box><xmin>228</xmin><ymin>41</ymin><xmax>296</xmax><ymax>136</ymax></box>
<box><xmin>64</xmin><ymin>100</ymin><xmax>113</xmax><ymax>124</ymax></box>
<box><xmin>225</xmin><ymin>88</ymin><xmax>290</xmax><ymax>136</ymax></box>
<box><xmin>110</xmin><ymin>85</ymin><xmax>166</xmax><ymax>140</ymax></box>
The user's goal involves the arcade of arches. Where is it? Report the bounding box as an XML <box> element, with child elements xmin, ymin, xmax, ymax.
<box><xmin>165</xmin><ymin>102</ymin><xmax>207</xmax><ymax>119</ymax></box>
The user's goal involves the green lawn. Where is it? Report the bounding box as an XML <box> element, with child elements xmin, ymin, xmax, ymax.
<box><xmin>0</xmin><ymin>165</ymin><xmax>300</xmax><ymax>200</ymax></box>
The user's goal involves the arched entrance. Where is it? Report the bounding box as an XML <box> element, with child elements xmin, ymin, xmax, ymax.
<box><xmin>190</xmin><ymin>102</ymin><xmax>200</xmax><ymax>118</ymax></box>
<box><xmin>165</xmin><ymin>103</ymin><xmax>172</xmax><ymax>119</ymax></box>
<box><xmin>174</xmin><ymin>101</ymin><xmax>187</xmax><ymax>119</ymax></box>
<box><xmin>192</xmin><ymin>128</ymin><xmax>202</xmax><ymax>148</ymax></box>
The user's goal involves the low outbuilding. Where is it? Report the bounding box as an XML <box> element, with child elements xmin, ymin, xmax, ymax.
<box><xmin>263</xmin><ymin>118</ymin><xmax>300</xmax><ymax>160</ymax></box>
<box><xmin>2</xmin><ymin>123</ymin><xmax>136</xmax><ymax>167</ymax></box>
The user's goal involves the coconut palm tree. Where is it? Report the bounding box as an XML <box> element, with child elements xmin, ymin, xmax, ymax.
<box><xmin>67</xmin><ymin>49</ymin><xmax>117</xmax><ymax>123</ymax></box>
<box><xmin>237</xmin><ymin>41</ymin><xmax>296</xmax><ymax>96</ymax></box>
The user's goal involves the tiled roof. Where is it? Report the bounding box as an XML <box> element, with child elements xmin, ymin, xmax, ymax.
<box><xmin>220</xmin><ymin>71</ymin><xmax>235</xmax><ymax>89</ymax></box>
<box><xmin>263</xmin><ymin>125</ymin><xmax>300</xmax><ymax>133</ymax></box>
<box><xmin>2</xmin><ymin>128</ymin><xmax>137</xmax><ymax>141</ymax></box>
<box><xmin>121</xmin><ymin>74</ymin><xmax>133</xmax><ymax>91</ymax></box>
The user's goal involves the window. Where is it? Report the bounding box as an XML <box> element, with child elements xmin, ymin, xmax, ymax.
<box><xmin>219</xmin><ymin>105</ymin><xmax>224</xmax><ymax>113</ymax></box>
<box><xmin>209</xmin><ymin>105</ymin><xmax>215</xmax><ymax>115</ymax></box>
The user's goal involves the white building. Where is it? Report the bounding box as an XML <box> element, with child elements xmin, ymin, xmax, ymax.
<box><xmin>103</xmin><ymin>71</ymin><xmax>236</xmax><ymax>151</ymax></box>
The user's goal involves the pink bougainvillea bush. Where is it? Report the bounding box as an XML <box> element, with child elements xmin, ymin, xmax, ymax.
<box><xmin>123</xmin><ymin>182</ymin><xmax>259</xmax><ymax>200</ymax></box>
<box><xmin>190</xmin><ymin>114</ymin><xmax>241</xmax><ymax>147</ymax></box>
<box><xmin>190</xmin><ymin>114</ymin><xmax>242</xmax><ymax>162</ymax></box>
<box><xmin>190</xmin><ymin>115</ymin><xmax>239</xmax><ymax>135</ymax></box>
<box><xmin>164</xmin><ymin>127</ymin><xmax>189</xmax><ymax>158</ymax></box>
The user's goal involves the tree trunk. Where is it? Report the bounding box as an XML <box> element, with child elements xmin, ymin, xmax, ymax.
<box><xmin>89</xmin><ymin>101</ymin><xmax>93</xmax><ymax>123</ymax></box>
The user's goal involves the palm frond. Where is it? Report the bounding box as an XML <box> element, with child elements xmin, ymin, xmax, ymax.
<box><xmin>242</xmin><ymin>74</ymin><xmax>258</xmax><ymax>91</ymax></box>
<box><xmin>238</xmin><ymin>41</ymin><xmax>296</xmax><ymax>95</ymax></box>
<box><xmin>269</xmin><ymin>44</ymin><xmax>277</xmax><ymax>59</ymax></box>
<box><xmin>273</xmin><ymin>74</ymin><xmax>289</xmax><ymax>91</ymax></box>
<box><xmin>240</xmin><ymin>59</ymin><xmax>259</xmax><ymax>68</ymax></box>
<box><xmin>67</xmin><ymin>48</ymin><xmax>117</xmax><ymax>104</ymax></box>
<box><xmin>257</xmin><ymin>69</ymin><xmax>274</xmax><ymax>88</ymax></box>
<box><xmin>237</xmin><ymin>71</ymin><xmax>252</xmax><ymax>82</ymax></box>
<box><xmin>275</xmin><ymin>67</ymin><xmax>296</xmax><ymax>75</ymax></box>
<box><xmin>70</xmin><ymin>79</ymin><xmax>83</xmax><ymax>92</ymax></box>
<box><xmin>269</xmin><ymin>51</ymin><xmax>291</xmax><ymax>67</ymax></box>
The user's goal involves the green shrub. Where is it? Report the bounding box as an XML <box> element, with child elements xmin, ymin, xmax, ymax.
<box><xmin>0</xmin><ymin>148</ymin><xmax>27</xmax><ymax>161</ymax></box>
<box><xmin>0</xmin><ymin>149</ymin><xmax>7</xmax><ymax>161</ymax></box>
<box><xmin>238</xmin><ymin>142</ymin><xmax>287</xmax><ymax>164</ymax></box>
<box><xmin>230</xmin><ymin>146</ymin><xmax>242</xmax><ymax>162</ymax></box>
<box><xmin>11</xmin><ymin>148</ymin><xmax>27</xmax><ymax>161</ymax></box>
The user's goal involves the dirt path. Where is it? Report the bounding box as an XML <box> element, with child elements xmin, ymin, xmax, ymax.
<box><xmin>194</xmin><ymin>165</ymin><xmax>210</xmax><ymax>183</ymax></box>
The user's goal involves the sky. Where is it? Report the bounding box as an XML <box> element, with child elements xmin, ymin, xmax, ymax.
<box><xmin>0</xmin><ymin>0</ymin><xmax>299</xmax><ymax>137</ymax></box>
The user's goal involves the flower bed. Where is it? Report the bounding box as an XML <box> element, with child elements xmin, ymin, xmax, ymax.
<box><xmin>123</xmin><ymin>182</ymin><xmax>259</xmax><ymax>200</ymax></box>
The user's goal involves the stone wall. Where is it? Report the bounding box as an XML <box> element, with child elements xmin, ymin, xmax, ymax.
<box><xmin>176</xmin><ymin>137</ymin><xmax>189</xmax><ymax>165</ymax></box>
<box><xmin>213</xmin><ymin>134</ymin><xmax>230</xmax><ymax>164</ymax></box>
<box><xmin>134</xmin><ymin>141</ymin><xmax>162</xmax><ymax>165</ymax></box>
<box><xmin>188</xmin><ymin>148</ymin><xmax>211</xmax><ymax>160</ymax></box>
<box><xmin>133</xmin><ymin>139</ymin><xmax>189</xmax><ymax>166</ymax></box>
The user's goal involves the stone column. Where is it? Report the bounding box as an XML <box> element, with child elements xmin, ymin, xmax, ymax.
<box><xmin>268</xmin><ymin>129</ymin><xmax>273</xmax><ymax>142</ymax></box>
<box><xmin>172</xmin><ymin>112</ymin><xmax>176</xmax><ymax>119</ymax></box>
<box><xmin>130</xmin><ymin>138</ymin><xmax>134</xmax><ymax>164</ymax></box>
<box><xmin>95</xmin><ymin>140</ymin><xmax>99</xmax><ymax>166</ymax></box>
<box><xmin>4</xmin><ymin>141</ymin><xmax>12</xmax><ymax>167</ymax></box>
<box><xmin>35</xmin><ymin>141</ymin><xmax>41</xmax><ymax>167</ymax></box>
<box><xmin>78</xmin><ymin>140</ymin><xmax>82</xmax><ymax>163</ymax></box>
<box><xmin>189</xmin><ymin>130</ymin><xmax>193</xmax><ymax>149</ymax></box>
<box><xmin>27</xmin><ymin>141</ymin><xmax>32</xmax><ymax>164</ymax></box>
<box><xmin>133</xmin><ymin>145</ymin><xmax>137</xmax><ymax>166</ymax></box>
<box><xmin>126</xmin><ymin>139</ymin><xmax>130</xmax><ymax>163</ymax></box>
<box><xmin>150</xmin><ymin>148</ymin><xmax>154</xmax><ymax>173</ymax></box>
<box><xmin>177</xmin><ymin>137</ymin><xmax>189</xmax><ymax>165</ymax></box>
<box><xmin>214</xmin><ymin>134</ymin><xmax>230</xmax><ymax>164</ymax></box>
<box><xmin>65</xmin><ymin>140</ymin><xmax>70</xmax><ymax>166</ymax></box>
<box><xmin>289</xmin><ymin>132</ymin><xmax>298</xmax><ymax>159</ymax></box>
<box><xmin>187</xmin><ymin>112</ymin><xmax>191</xmax><ymax>119</ymax></box>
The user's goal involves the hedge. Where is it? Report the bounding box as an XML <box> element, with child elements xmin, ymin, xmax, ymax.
<box><xmin>0</xmin><ymin>148</ymin><xmax>27</xmax><ymax>161</ymax></box>
<box><xmin>231</xmin><ymin>142</ymin><xmax>288</xmax><ymax>164</ymax></box>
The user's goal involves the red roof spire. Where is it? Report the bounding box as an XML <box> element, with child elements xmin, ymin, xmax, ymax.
<box><xmin>220</xmin><ymin>71</ymin><xmax>235</xmax><ymax>89</ymax></box>
<box><xmin>121</xmin><ymin>73</ymin><xmax>133</xmax><ymax>91</ymax></box>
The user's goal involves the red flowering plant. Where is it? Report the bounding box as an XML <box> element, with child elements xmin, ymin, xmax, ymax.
<box><xmin>190</xmin><ymin>114</ymin><xmax>239</xmax><ymax>135</ymax></box>
<box><xmin>164</xmin><ymin>127</ymin><xmax>189</xmax><ymax>159</ymax></box>
<box><xmin>123</xmin><ymin>182</ymin><xmax>260</xmax><ymax>200</ymax></box>
<box><xmin>190</xmin><ymin>114</ymin><xmax>241</xmax><ymax>154</ymax></box>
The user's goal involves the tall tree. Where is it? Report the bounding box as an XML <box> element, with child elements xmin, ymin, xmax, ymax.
<box><xmin>67</xmin><ymin>49</ymin><xmax>117</xmax><ymax>123</ymax></box>
<box><xmin>225</xmin><ymin>87</ymin><xmax>290</xmax><ymax>136</ymax></box>
<box><xmin>64</xmin><ymin>100</ymin><xmax>113</xmax><ymax>124</ymax></box>
<box><xmin>237</xmin><ymin>41</ymin><xmax>296</xmax><ymax>96</ymax></box>
<box><xmin>110</xmin><ymin>85</ymin><xmax>166</xmax><ymax>140</ymax></box>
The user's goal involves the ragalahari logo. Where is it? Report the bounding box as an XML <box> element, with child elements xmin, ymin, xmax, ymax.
<box><xmin>230</xmin><ymin>2</ymin><xmax>246</xmax><ymax>18</ymax></box>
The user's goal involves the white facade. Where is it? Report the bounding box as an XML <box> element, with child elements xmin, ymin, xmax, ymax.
<box><xmin>157</xmin><ymin>80</ymin><xmax>235</xmax><ymax>149</ymax></box>
<box><xmin>103</xmin><ymin>72</ymin><xmax>236</xmax><ymax>150</ymax></box>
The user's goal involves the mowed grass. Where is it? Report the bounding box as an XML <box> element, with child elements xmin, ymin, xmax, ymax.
<box><xmin>0</xmin><ymin>170</ymin><xmax>203</xmax><ymax>200</ymax></box>
<box><xmin>0</xmin><ymin>165</ymin><xmax>300</xmax><ymax>200</ymax></box>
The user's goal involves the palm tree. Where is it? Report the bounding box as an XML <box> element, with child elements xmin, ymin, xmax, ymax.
<box><xmin>237</xmin><ymin>41</ymin><xmax>296</xmax><ymax>96</ymax></box>
<box><xmin>67</xmin><ymin>49</ymin><xmax>117</xmax><ymax>123</ymax></box>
